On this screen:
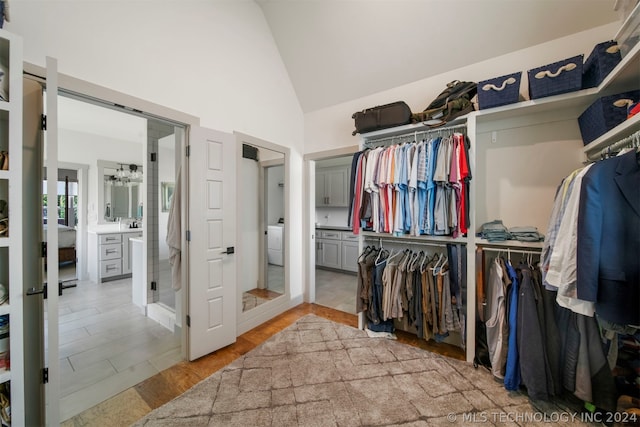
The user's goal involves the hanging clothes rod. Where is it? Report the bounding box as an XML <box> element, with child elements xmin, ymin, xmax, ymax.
<box><xmin>363</xmin><ymin>123</ymin><xmax>467</xmax><ymax>148</ymax></box>
<box><xmin>480</xmin><ymin>246</ymin><xmax>541</xmax><ymax>256</ymax></box>
<box><xmin>586</xmin><ymin>129</ymin><xmax>640</xmax><ymax>161</ymax></box>
<box><xmin>363</xmin><ymin>235</ymin><xmax>452</xmax><ymax>248</ymax></box>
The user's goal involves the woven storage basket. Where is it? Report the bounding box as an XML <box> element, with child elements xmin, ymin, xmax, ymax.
<box><xmin>582</xmin><ymin>41</ymin><xmax>621</xmax><ymax>89</ymax></box>
<box><xmin>477</xmin><ymin>72</ymin><xmax>522</xmax><ymax>109</ymax></box>
<box><xmin>578</xmin><ymin>90</ymin><xmax>640</xmax><ymax>145</ymax></box>
<box><xmin>528</xmin><ymin>55</ymin><xmax>583</xmax><ymax>99</ymax></box>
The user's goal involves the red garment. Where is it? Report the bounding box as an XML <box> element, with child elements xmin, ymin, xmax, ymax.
<box><xmin>351</xmin><ymin>153</ymin><xmax>365</xmax><ymax>235</ymax></box>
<box><xmin>457</xmin><ymin>133</ymin><xmax>470</xmax><ymax>235</ymax></box>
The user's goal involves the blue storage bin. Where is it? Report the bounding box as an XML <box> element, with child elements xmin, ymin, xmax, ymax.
<box><xmin>578</xmin><ymin>90</ymin><xmax>640</xmax><ymax>145</ymax></box>
<box><xmin>528</xmin><ymin>55</ymin><xmax>583</xmax><ymax>99</ymax></box>
<box><xmin>582</xmin><ymin>41</ymin><xmax>621</xmax><ymax>89</ymax></box>
<box><xmin>477</xmin><ymin>72</ymin><xmax>522</xmax><ymax>109</ymax></box>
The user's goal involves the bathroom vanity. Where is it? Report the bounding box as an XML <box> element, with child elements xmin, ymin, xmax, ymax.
<box><xmin>88</xmin><ymin>228</ymin><xmax>143</xmax><ymax>283</ymax></box>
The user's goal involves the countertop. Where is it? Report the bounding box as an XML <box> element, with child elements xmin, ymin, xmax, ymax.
<box><xmin>315</xmin><ymin>225</ymin><xmax>351</xmax><ymax>231</ymax></box>
<box><xmin>88</xmin><ymin>227</ymin><xmax>144</xmax><ymax>235</ymax></box>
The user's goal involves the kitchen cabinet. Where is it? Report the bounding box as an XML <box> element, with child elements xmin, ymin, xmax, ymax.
<box><xmin>316</xmin><ymin>230</ymin><xmax>342</xmax><ymax>269</ymax></box>
<box><xmin>316</xmin><ymin>229</ymin><xmax>359</xmax><ymax>272</ymax></box>
<box><xmin>315</xmin><ymin>166</ymin><xmax>350</xmax><ymax>207</ymax></box>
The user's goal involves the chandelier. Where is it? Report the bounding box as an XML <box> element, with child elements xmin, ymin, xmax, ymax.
<box><xmin>108</xmin><ymin>163</ymin><xmax>143</xmax><ymax>186</ymax></box>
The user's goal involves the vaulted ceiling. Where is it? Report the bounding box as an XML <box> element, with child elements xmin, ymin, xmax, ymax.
<box><xmin>257</xmin><ymin>0</ymin><xmax>622</xmax><ymax>112</ymax></box>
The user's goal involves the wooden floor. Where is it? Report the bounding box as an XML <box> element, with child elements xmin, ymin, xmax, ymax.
<box><xmin>62</xmin><ymin>302</ymin><xmax>464</xmax><ymax>426</ymax></box>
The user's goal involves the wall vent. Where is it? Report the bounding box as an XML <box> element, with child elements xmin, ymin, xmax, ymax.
<box><xmin>242</xmin><ymin>144</ymin><xmax>259</xmax><ymax>161</ymax></box>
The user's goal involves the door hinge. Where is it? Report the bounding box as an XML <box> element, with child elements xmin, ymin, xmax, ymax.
<box><xmin>186</xmin><ymin>145</ymin><xmax>190</xmax><ymax>157</ymax></box>
<box><xmin>150</xmin><ymin>281</ymin><xmax>157</xmax><ymax>291</ymax></box>
<box><xmin>41</xmin><ymin>242</ymin><xmax>47</xmax><ymax>258</ymax></box>
<box><xmin>186</xmin><ymin>230</ymin><xmax>191</xmax><ymax>242</ymax></box>
<box><xmin>41</xmin><ymin>114</ymin><xmax>47</xmax><ymax>130</ymax></box>
<box><xmin>43</xmin><ymin>367</ymin><xmax>49</xmax><ymax>384</ymax></box>
<box><xmin>150</xmin><ymin>152</ymin><xmax>157</xmax><ymax>162</ymax></box>
<box><xmin>186</xmin><ymin>315</ymin><xmax>191</xmax><ymax>327</ymax></box>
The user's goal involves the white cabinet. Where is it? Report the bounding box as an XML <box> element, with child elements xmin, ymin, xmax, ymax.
<box><xmin>89</xmin><ymin>230</ymin><xmax>142</xmax><ymax>282</ymax></box>
<box><xmin>316</xmin><ymin>230</ymin><xmax>342</xmax><ymax>269</ymax></box>
<box><xmin>316</xmin><ymin>229</ymin><xmax>359</xmax><ymax>272</ymax></box>
<box><xmin>341</xmin><ymin>241</ymin><xmax>359</xmax><ymax>273</ymax></box>
<box><xmin>316</xmin><ymin>166</ymin><xmax>350</xmax><ymax>207</ymax></box>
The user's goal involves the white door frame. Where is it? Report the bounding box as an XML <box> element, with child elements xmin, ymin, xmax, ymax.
<box><xmin>302</xmin><ymin>146</ymin><xmax>358</xmax><ymax>307</ymax></box>
<box><xmin>45</xmin><ymin>55</ymin><xmax>62</xmax><ymax>427</ymax></box>
<box><xmin>235</xmin><ymin>132</ymin><xmax>296</xmax><ymax>335</ymax></box>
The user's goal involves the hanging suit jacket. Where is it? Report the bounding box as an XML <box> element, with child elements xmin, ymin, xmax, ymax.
<box><xmin>576</xmin><ymin>150</ymin><xmax>640</xmax><ymax>326</ymax></box>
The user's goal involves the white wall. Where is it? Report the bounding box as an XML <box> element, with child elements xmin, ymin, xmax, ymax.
<box><xmin>7</xmin><ymin>1</ymin><xmax>306</xmax><ymax>300</ymax></box>
<box><xmin>266</xmin><ymin>165</ymin><xmax>284</xmax><ymax>226</ymax></box>
<box><xmin>240</xmin><ymin>157</ymin><xmax>260</xmax><ymax>292</ymax></box>
<box><xmin>315</xmin><ymin>207</ymin><xmax>349</xmax><ymax>228</ymax></box>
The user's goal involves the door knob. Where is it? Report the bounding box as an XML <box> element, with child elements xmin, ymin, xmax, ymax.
<box><xmin>221</xmin><ymin>246</ymin><xmax>235</xmax><ymax>255</ymax></box>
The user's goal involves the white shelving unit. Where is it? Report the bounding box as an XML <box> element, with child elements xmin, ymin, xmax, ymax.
<box><xmin>0</xmin><ymin>28</ymin><xmax>24</xmax><ymax>426</ymax></box>
<box><xmin>357</xmin><ymin>36</ymin><xmax>639</xmax><ymax>363</ymax></box>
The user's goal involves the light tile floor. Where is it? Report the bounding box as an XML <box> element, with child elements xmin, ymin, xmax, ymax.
<box><xmin>315</xmin><ymin>267</ymin><xmax>357</xmax><ymax>314</ymax></box>
<box><xmin>47</xmin><ymin>265</ymin><xmax>181</xmax><ymax>422</ymax></box>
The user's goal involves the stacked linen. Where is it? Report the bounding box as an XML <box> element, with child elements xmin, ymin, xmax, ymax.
<box><xmin>478</xmin><ymin>220</ymin><xmax>512</xmax><ymax>242</ymax></box>
<box><xmin>508</xmin><ymin>226</ymin><xmax>544</xmax><ymax>242</ymax></box>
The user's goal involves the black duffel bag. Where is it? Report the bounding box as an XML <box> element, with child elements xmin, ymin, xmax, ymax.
<box><xmin>352</xmin><ymin>101</ymin><xmax>412</xmax><ymax>136</ymax></box>
<box><xmin>412</xmin><ymin>80</ymin><xmax>477</xmax><ymax>127</ymax></box>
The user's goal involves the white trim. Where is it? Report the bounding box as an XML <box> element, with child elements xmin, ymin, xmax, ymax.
<box><xmin>237</xmin><ymin>295</ymin><xmax>304</xmax><ymax>336</ymax></box>
<box><xmin>23</xmin><ymin>61</ymin><xmax>200</xmax><ymax>128</ymax></box>
<box><xmin>234</xmin><ymin>132</ymin><xmax>293</xmax><ymax>331</ymax></box>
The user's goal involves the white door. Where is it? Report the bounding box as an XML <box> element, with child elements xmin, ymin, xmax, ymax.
<box><xmin>45</xmin><ymin>56</ymin><xmax>62</xmax><ymax>426</ymax></box>
<box><xmin>188</xmin><ymin>127</ymin><xmax>237</xmax><ymax>360</ymax></box>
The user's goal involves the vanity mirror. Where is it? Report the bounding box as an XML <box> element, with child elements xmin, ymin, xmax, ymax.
<box><xmin>98</xmin><ymin>160</ymin><xmax>143</xmax><ymax>223</ymax></box>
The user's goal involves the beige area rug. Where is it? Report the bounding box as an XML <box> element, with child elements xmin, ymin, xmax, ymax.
<box><xmin>132</xmin><ymin>315</ymin><xmax>595</xmax><ymax>426</ymax></box>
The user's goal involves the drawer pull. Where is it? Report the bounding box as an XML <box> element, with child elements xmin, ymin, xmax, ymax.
<box><xmin>105</xmin><ymin>249</ymin><xmax>117</xmax><ymax>254</ymax></box>
<box><xmin>106</xmin><ymin>265</ymin><xmax>117</xmax><ymax>271</ymax></box>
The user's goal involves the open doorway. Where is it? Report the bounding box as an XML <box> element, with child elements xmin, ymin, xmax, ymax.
<box><xmin>312</xmin><ymin>155</ymin><xmax>358</xmax><ymax>314</ymax></box>
<box><xmin>42</xmin><ymin>93</ymin><xmax>183</xmax><ymax>421</ymax></box>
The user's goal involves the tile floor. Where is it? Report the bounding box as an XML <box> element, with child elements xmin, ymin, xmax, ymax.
<box><xmin>48</xmin><ymin>265</ymin><xmax>181</xmax><ymax>422</ymax></box>
<box><xmin>315</xmin><ymin>267</ymin><xmax>358</xmax><ymax>314</ymax></box>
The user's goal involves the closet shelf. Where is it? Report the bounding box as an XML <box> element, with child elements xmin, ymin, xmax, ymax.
<box><xmin>475</xmin><ymin>238</ymin><xmax>544</xmax><ymax>250</ymax></box>
<box><xmin>0</xmin><ymin>305</ymin><xmax>8</xmax><ymax>317</ymax></box>
<box><xmin>475</xmin><ymin>41</ymin><xmax>640</xmax><ymax>130</ymax></box>
<box><xmin>359</xmin><ymin>117</ymin><xmax>468</xmax><ymax>140</ymax></box>
<box><xmin>0</xmin><ymin>101</ymin><xmax>8</xmax><ymax>113</ymax></box>
<box><xmin>361</xmin><ymin>231</ymin><xmax>468</xmax><ymax>245</ymax></box>
<box><xmin>582</xmin><ymin>113</ymin><xmax>640</xmax><ymax>155</ymax></box>
<box><xmin>0</xmin><ymin>171</ymin><xmax>8</xmax><ymax>180</ymax></box>
<box><xmin>0</xmin><ymin>238</ymin><xmax>8</xmax><ymax>248</ymax></box>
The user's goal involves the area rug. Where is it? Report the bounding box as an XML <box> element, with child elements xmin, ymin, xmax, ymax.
<box><xmin>132</xmin><ymin>314</ymin><xmax>593</xmax><ymax>426</ymax></box>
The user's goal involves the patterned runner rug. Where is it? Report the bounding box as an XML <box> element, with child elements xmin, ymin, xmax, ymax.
<box><xmin>132</xmin><ymin>314</ymin><xmax>594</xmax><ymax>426</ymax></box>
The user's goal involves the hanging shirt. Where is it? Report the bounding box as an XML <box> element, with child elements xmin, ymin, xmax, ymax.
<box><xmin>546</xmin><ymin>164</ymin><xmax>595</xmax><ymax>316</ymax></box>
